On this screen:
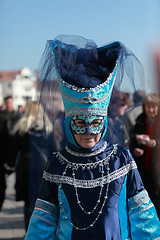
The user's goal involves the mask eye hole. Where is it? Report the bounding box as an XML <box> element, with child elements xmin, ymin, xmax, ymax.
<box><xmin>74</xmin><ymin>119</ymin><xmax>86</xmax><ymax>127</ymax></box>
<box><xmin>91</xmin><ymin>119</ymin><xmax>102</xmax><ymax>127</ymax></box>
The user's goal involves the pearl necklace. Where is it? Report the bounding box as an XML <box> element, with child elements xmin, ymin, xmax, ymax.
<box><xmin>57</xmin><ymin>144</ymin><xmax>117</xmax><ymax>231</ymax></box>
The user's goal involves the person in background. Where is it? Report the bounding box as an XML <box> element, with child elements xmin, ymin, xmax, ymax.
<box><xmin>125</xmin><ymin>90</ymin><xmax>146</xmax><ymax>135</ymax></box>
<box><xmin>0</xmin><ymin>114</ymin><xmax>9</xmax><ymax>210</ymax></box>
<box><xmin>0</xmin><ymin>96</ymin><xmax>21</xmax><ymax>179</ymax></box>
<box><xmin>10</xmin><ymin>101</ymin><xmax>53</xmax><ymax>231</ymax></box>
<box><xmin>17</xmin><ymin>105</ymin><xmax>25</xmax><ymax>118</ymax></box>
<box><xmin>130</xmin><ymin>93</ymin><xmax>160</xmax><ymax>219</ymax></box>
<box><xmin>25</xmin><ymin>35</ymin><xmax>160</xmax><ymax>239</ymax></box>
<box><xmin>107</xmin><ymin>89</ymin><xmax>131</xmax><ymax>147</ymax></box>
<box><xmin>0</xmin><ymin>96</ymin><xmax>19</xmax><ymax>204</ymax></box>
<box><xmin>0</xmin><ymin>96</ymin><xmax>19</xmax><ymax>133</ymax></box>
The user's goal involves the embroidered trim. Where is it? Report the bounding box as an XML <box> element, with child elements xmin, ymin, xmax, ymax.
<box><xmin>109</xmin><ymin>161</ymin><xmax>137</xmax><ymax>183</ymax></box>
<box><xmin>32</xmin><ymin>214</ymin><xmax>58</xmax><ymax>226</ymax></box>
<box><xmin>43</xmin><ymin>161</ymin><xmax>137</xmax><ymax>188</ymax></box>
<box><xmin>128</xmin><ymin>189</ymin><xmax>150</xmax><ymax>210</ymax></box>
<box><xmin>58</xmin><ymin>69</ymin><xmax>116</xmax><ymax>93</ymax></box>
<box><xmin>65</xmin><ymin>107</ymin><xmax>108</xmax><ymax>118</ymax></box>
<box><xmin>129</xmin><ymin>203</ymin><xmax>154</xmax><ymax>218</ymax></box>
<box><xmin>65</xmin><ymin>141</ymin><xmax>108</xmax><ymax>157</ymax></box>
<box><xmin>61</xmin><ymin>85</ymin><xmax>114</xmax><ymax>104</ymax></box>
<box><xmin>55</xmin><ymin>144</ymin><xmax>117</xmax><ymax>170</ymax></box>
<box><xmin>35</xmin><ymin>198</ymin><xmax>59</xmax><ymax>218</ymax></box>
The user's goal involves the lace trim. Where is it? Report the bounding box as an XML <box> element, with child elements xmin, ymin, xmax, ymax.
<box><xmin>32</xmin><ymin>214</ymin><xmax>57</xmax><ymax>226</ymax></box>
<box><xmin>65</xmin><ymin>107</ymin><xmax>108</xmax><ymax>118</ymax></box>
<box><xmin>128</xmin><ymin>189</ymin><xmax>150</xmax><ymax>210</ymax></box>
<box><xmin>43</xmin><ymin>161</ymin><xmax>137</xmax><ymax>188</ymax></box>
<box><xmin>61</xmin><ymin>85</ymin><xmax>114</xmax><ymax>104</ymax></box>
<box><xmin>55</xmin><ymin>144</ymin><xmax>117</xmax><ymax>170</ymax></box>
<box><xmin>35</xmin><ymin>198</ymin><xmax>59</xmax><ymax>218</ymax></box>
<box><xmin>65</xmin><ymin>141</ymin><xmax>108</xmax><ymax>157</ymax></box>
<box><xmin>129</xmin><ymin>203</ymin><xmax>154</xmax><ymax>218</ymax></box>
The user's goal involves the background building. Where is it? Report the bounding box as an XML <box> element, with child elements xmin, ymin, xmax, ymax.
<box><xmin>0</xmin><ymin>67</ymin><xmax>37</xmax><ymax>109</ymax></box>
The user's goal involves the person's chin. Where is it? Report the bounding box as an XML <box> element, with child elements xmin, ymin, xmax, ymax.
<box><xmin>81</xmin><ymin>140</ymin><xmax>95</xmax><ymax>148</ymax></box>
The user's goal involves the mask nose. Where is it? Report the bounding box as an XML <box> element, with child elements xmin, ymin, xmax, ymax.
<box><xmin>85</xmin><ymin>124</ymin><xmax>93</xmax><ymax>133</ymax></box>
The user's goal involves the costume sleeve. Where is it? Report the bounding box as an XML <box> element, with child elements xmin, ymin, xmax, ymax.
<box><xmin>25</xmin><ymin>158</ymin><xmax>59</xmax><ymax>240</ymax></box>
<box><xmin>126</xmin><ymin>150</ymin><xmax>160</xmax><ymax>239</ymax></box>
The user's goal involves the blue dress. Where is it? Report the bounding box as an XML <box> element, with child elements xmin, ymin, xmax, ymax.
<box><xmin>25</xmin><ymin>140</ymin><xmax>160</xmax><ymax>239</ymax></box>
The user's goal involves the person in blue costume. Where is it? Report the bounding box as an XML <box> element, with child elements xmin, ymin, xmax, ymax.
<box><xmin>25</xmin><ymin>35</ymin><xmax>160</xmax><ymax>240</ymax></box>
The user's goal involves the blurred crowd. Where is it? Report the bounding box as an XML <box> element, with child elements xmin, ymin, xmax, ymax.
<box><xmin>106</xmin><ymin>89</ymin><xmax>160</xmax><ymax>219</ymax></box>
<box><xmin>0</xmin><ymin>89</ymin><xmax>160</xmax><ymax>232</ymax></box>
<box><xmin>0</xmin><ymin>95</ymin><xmax>65</xmax><ymax>231</ymax></box>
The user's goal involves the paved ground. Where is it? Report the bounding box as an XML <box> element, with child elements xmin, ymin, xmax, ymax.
<box><xmin>0</xmin><ymin>173</ymin><xmax>25</xmax><ymax>240</ymax></box>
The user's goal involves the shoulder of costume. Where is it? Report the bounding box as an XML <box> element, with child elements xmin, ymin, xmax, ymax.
<box><xmin>45</xmin><ymin>153</ymin><xmax>62</xmax><ymax>172</ymax></box>
<box><xmin>113</xmin><ymin>144</ymin><xmax>135</xmax><ymax>165</ymax></box>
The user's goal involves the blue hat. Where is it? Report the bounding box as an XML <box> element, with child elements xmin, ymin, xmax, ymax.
<box><xmin>38</xmin><ymin>35</ymin><xmax>145</xmax><ymax>147</ymax></box>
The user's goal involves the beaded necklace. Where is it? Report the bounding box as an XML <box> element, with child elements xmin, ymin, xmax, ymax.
<box><xmin>57</xmin><ymin>144</ymin><xmax>118</xmax><ymax>231</ymax></box>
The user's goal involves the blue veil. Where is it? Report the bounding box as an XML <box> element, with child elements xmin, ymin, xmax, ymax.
<box><xmin>36</xmin><ymin>35</ymin><xmax>145</xmax><ymax>150</ymax></box>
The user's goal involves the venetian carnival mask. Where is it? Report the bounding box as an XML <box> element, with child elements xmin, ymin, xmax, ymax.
<box><xmin>71</xmin><ymin>115</ymin><xmax>104</xmax><ymax>135</ymax></box>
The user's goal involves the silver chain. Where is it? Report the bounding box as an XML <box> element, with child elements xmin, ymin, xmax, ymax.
<box><xmin>58</xmin><ymin>145</ymin><xmax>118</xmax><ymax>231</ymax></box>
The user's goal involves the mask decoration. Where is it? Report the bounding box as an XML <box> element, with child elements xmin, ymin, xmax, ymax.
<box><xmin>71</xmin><ymin>115</ymin><xmax>104</xmax><ymax>135</ymax></box>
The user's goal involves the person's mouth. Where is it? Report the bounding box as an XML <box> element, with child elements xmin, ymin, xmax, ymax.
<box><xmin>82</xmin><ymin>137</ymin><xmax>93</xmax><ymax>141</ymax></box>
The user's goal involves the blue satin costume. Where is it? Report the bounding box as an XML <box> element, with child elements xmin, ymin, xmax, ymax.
<box><xmin>25</xmin><ymin>36</ymin><xmax>160</xmax><ymax>239</ymax></box>
<box><xmin>25</xmin><ymin>140</ymin><xmax>160</xmax><ymax>240</ymax></box>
